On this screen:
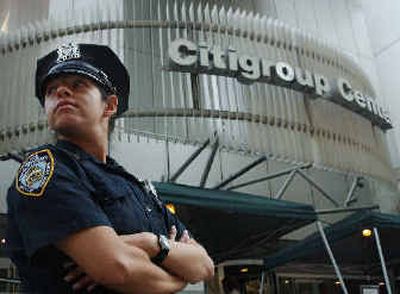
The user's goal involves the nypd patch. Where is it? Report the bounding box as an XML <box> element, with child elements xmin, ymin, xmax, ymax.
<box><xmin>16</xmin><ymin>149</ymin><xmax>55</xmax><ymax>197</ymax></box>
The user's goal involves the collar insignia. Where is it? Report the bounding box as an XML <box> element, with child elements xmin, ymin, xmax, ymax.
<box><xmin>142</xmin><ymin>179</ymin><xmax>163</xmax><ymax>208</ymax></box>
<box><xmin>56</xmin><ymin>42</ymin><xmax>81</xmax><ymax>63</ymax></box>
<box><xmin>16</xmin><ymin>149</ymin><xmax>55</xmax><ymax>197</ymax></box>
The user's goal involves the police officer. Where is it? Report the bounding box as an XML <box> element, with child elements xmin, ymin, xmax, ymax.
<box><xmin>6</xmin><ymin>43</ymin><xmax>214</xmax><ymax>293</ymax></box>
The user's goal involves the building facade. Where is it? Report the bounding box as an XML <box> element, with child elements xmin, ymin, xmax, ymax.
<box><xmin>0</xmin><ymin>0</ymin><xmax>399</xmax><ymax>293</ymax></box>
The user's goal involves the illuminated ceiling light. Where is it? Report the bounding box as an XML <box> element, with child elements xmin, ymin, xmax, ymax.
<box><xmin>1</xmin><ymin>238</ymin><xmax>6</xmax><ymax>244</ymax></box>
<box><xmin>240</xmin><ymin>268</ymin><xmax>248</xmax><ymax>273</ymax></box>
<box><xmin>166</xmin><ymin>203</ymin><xmax>176</xmax><ymax>214</ymax></box>
<box><xmin>1</xmin><ymin>11</ymin><xmax>10</xmax><ymax>33</ymax></box>
<box><xmin>379</xmin><ymin>282</ymin><xmax>385</xmax><ymax>286</ymax></box>
<box><xmin>335</xmin><ymin>281</ymin><xmax>340</xmax><ymax>285</ymax></box>
<box><xmin>362</xmin><ymin>229</ymin><xmax>372</xmax><ymax>237</ymax></box>
<box><xmin>284</xmin><ymin>280</ymin><xmax>290</xmax><ymax>284</ymax></box>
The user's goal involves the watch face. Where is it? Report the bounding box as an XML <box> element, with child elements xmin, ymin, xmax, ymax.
<box><xmin>159</xmin><ymin>234</ymin><xmax>170</xmax><ymax>251</ymax></box>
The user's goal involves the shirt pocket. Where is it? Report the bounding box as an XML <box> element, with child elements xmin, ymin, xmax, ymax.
<box><xmin>95</xmin><ymin>184</ymin><xmax>147</xmax><ymax>235</ymax></box>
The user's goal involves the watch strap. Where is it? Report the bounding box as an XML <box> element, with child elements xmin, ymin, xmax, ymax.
<box><xmin>151</xmin><ymin>234</ymin><xmax>170</xmax><ymax>265</ymax></box>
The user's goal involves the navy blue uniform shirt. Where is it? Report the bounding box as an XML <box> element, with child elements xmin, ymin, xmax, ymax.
<box><xmin>6</xmin><ymin>140</ymin><xmax>187</xmax><ymax>293</ymax></box>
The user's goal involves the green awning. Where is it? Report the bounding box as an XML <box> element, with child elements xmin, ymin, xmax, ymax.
<box><xmin>263</xmin><ymin>211</ymin><xmax>400</xmax><ymax>272</ymax></box>
<box><xmin>154</xmin><ymin>182</ymin><xmax>316</xmax><ymax>262</ymax></box>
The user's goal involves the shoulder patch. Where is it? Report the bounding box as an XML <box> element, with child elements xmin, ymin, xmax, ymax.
<box><xmin>15</xmin><ymin>149</ymin><xmax>55</xmax><ymax>197</ymax></box>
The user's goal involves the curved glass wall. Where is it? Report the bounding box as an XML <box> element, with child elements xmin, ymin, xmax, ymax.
<box><xmin>0</xmin><ymin>0</ymin><xmax>399</xmax><ymax>218</ymax></box>
<box><xmin>0</xmin><ymin>0</ymin><xmax>394</xmax><ymax>182</ymax></box>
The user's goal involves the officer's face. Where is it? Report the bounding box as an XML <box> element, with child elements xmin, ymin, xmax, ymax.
<box><xmin>44</xmin><ymin>74</ymin><xmax>114</xmax><ymax>137</ymax></box>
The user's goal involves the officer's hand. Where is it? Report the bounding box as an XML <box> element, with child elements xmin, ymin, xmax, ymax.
<box><xmin>64</xmin><ymin>262</ymin><xmax>98</xmax><ymax>292</ymax></box>
<box><xmin>169</xmin><ymin>225</ymin><xmax>193</xmax><ymax>244</ymax></box>
<box><xmin>168</xmin><ymin>225</ymin><xmax>178</xmax><ymax>241</ymax></box>
<box><xmin>180</xmin><ymin>230</ymin><xmax>192</xmax><ymax>244</ymax></box>
<box><xmin>169</xmin><ymin>226</ymin><xmax>196</xmax><ymax>244</ymax></box>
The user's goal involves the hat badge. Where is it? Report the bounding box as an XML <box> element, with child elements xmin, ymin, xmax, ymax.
<box><xmin>56</xmin><ymin>42</ymin><xmax>81</xmax><ymax>63</ymax></box>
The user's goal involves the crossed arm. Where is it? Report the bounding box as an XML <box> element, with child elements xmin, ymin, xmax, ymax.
<box><xmin>57</xmin><ymin>226</ymin><xmax>214</xmax><ymax>293</ymax></box>
<box><xmin>120</xmin><ymin>226</ymin><xmax>214</xmax><ymax>283</ymax></box>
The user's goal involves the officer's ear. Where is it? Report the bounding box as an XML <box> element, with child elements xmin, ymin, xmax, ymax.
<box><xmin>104</xmin><ymin>94</ymin><xmax>118</xmax><ymax>118</ymax></box>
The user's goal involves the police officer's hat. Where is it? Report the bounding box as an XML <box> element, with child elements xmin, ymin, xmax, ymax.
<box><xmin>35</xmin><ymin>43</ymin><xmax>130</xmax><ymax>115</ymax></box>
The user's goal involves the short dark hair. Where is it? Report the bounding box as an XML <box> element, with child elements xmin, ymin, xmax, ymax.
<box><xmin>98</xmin><ymin>85</ymin><xmax>117</xmax><ymax>135</ymax></box>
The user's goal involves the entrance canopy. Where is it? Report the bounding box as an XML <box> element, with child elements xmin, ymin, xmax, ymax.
<box><xmin>153</xmin><ymin>182</ymin><xmax>316</xmax><ymax>262</ymax></box>
<box><xmin>263</xmin><ymin>211</ymin><xmax>400</xmax><ymax>272</ymax></box>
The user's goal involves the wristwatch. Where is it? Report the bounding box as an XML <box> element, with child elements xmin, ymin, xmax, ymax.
<box><xmin>151</xmin><ymin>234</ymin><xmax>170</xmax><ymax>265</ymax></box>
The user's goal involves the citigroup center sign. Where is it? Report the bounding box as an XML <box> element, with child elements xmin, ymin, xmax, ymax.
<box><xmin>168</xmin><ymin>38</ymin><xmax>392</xmax><ymax>130</ymax></box>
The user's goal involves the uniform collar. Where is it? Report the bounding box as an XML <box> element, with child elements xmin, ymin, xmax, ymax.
<box><xmin>56</xmin><ymin>140</ymin><xmax>91</xmax><ymax>160</ymax></box>
<box><xmin>56</xmin><ymin>141</ymin><xmax>145</xmax><ymax>186</ymax></box>
<box><xmin>55</xmin><ymin>140</ymin><xmax>115</xmax><ymax>165</ymax></box>
<box><xmin>55</xmin><ymin>140</ymin><xmax>132</xmax><ymax>179</ymax></box>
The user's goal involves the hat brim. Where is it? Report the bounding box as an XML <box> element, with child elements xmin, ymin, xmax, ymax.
<box><xmin>39</xmin><ymin>60</ymin><xmax>114</xmax><ymax>100</ymax></box>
